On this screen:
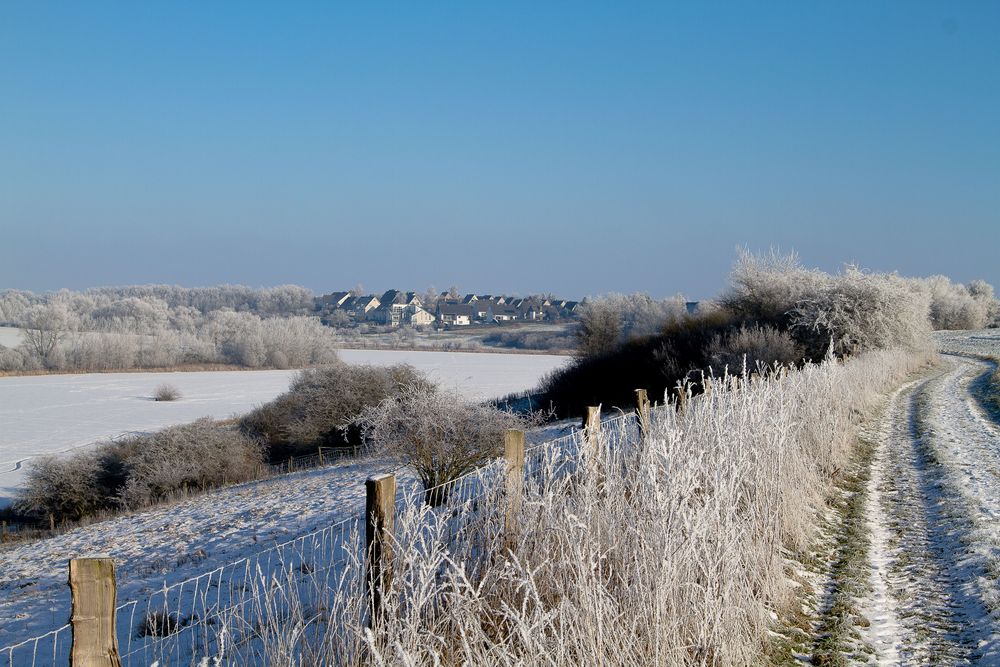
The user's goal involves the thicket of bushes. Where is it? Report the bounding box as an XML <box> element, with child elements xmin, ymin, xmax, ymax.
<box><xmin>0</xmin><ymin>285</ymin><xmax>335</xmax><ymax>372</ymax></box>
<box><xmin>16</xmin><ymin>419</ymin><xmax>263</xmax><ymax>521</ymax></box>
<box><xmin>239</xmin><ymin>362</ymin><xmax>431</xmax><ymax>460</ymax></box>
<box><xmin>480</xmin><ymin>329</ymin><xmax>576</xmax><ymax>351</ymax></box>
<box><xmin>542</xmin><ymin>251</ymin><xmax>942</xmax><ymax>417</ymax></box>
<box><xmin>15</xmin><ymin>361</ymin><xmax>441</xmax><ymax>523</ymax></box>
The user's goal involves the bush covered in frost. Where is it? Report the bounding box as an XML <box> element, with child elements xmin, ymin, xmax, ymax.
<box><xmin>357</xmin><ymin>386</ymin><xmax>539</xmax><ymax>504</ymax></box>
<box><xmin>541</xmin><ymin>250</ymin><xmax>936</xmax><ymax>417</ymax></box>
<box><xmin>240</xmin><ymin>362</ymin><xmax>432</xmax><ymax>460</ymax></box>
<box><xmin>17</xmin><ymin>419</ymin><xmax>264</xmax><ymax>521</ymax></box>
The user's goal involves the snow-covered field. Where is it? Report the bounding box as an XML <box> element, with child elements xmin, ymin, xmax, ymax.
<box><xmin>0</xmin><ymin>327</ymin><xmax>24</xmax><ymax>348</ymax></box>
<box><xmin>0</xmin><ymin>350</ymin><xmax>568</xmax><ymax>505</ymax></box>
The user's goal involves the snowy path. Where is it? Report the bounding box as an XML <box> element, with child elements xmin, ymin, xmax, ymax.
<box><xmin>859</xmin><ymin>349</ymin><xmax>1000</xmax><ymax>664</ymax></box>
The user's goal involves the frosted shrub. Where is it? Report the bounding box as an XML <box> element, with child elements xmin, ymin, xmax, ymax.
<box><xmin>0</xmin><ymin>285</ymin><xmax>338</xmax><ymax>372</ymax></box>
<box><xmin>356</xmin><ymin>386</ymin><xmax>536</xmax><ymax>504</ymax></box>
<box><xmin>114</xmin><ymin>419</ymin><xmax>264</xmax><ymax>508</ymax></box>
<box><xmin>577</xmin><ymin>292</ymin><xmax>688</xmax><ymax>357</ymax></box>
<box><xmin>239</xmin><ymin>362</ymin><xmax>431</xmax><ymax>459</ymax></box>
<box><xmin>790</xmin><ymin>265</ymin><xmax>932</xmax><ymax>355</ymax></box>
<box><xmin>153</xmin><ymin>383</ymin><xmax>181</xmax><ymax>401</ymax></box>
<box><xmin>723</xmin><ymin>250</ymin><xmax>933</xmax><ymax>356</ymax></box>
<box><xmin>706</xmin><ymin>323</ymin><xmax>802</xmax><ymax>374</ymax></box>
<box><xmin>16</xmin><ymin>453</ymin><xmax>105</xmax><ymax>520</ymax></box>
<box><xmin>16</xmin><ymin>419</ymin><xmax>264</xmax><ymax>520</ymax></box>
<box><xmin>924</xmin><ymin>275</ymin><xmax>997</xmax><ymax>330</ymax></box>
<box><xmin>720</xmin><ymin>249</ymin><xmax>829</xmax><ymax>324</ymax></box>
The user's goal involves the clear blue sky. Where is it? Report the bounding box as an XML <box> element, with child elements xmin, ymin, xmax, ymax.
<box><xmin>1</xmin><ymin>2</ymin><xmax>998</xmax><ymax>300</ymax></box>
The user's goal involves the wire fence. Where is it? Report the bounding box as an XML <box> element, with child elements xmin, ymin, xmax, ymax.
<box><xmin>1</xmin><ymin>408</ymin><xmax>661</xmax><ymax>667</ymax></box>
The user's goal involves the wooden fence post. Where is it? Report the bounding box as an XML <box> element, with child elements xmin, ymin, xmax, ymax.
<box><xmin>317</xmin><ymin>447</ymin><xmax>324</xmax><ymax>466</ymax></box>
<box><xmin>504</xmin><ymin>429</ymin><xmax>525</xmax><ymax>547</ymax></box>
<box><xmin>583</xmin><ymin>405</ymin><xmax>601</xmax><ymax>460</ymax></box>
<box><xmin>634</xmin><ymin>389</ymin><xmax>651</xmax><ymax>441</ymax></box>
<box><xmin>365</xmin><ymin>473</ymin><xmax>396</xmax><ymax>626</ymax></box>
<box><xmin>675</xmin><ymin>386</ymin><xmax>688</xmax><ymax>413</ymax></box>
<box><xmin>69</xmin><ymin>558</ymin><xmax>121</xmax><ymax>667</ymax></box>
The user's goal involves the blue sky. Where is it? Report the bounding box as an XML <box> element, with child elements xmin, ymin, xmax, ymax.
<box><xmin>1</xmin><ymin>2</ymin><xmax>997</xmax><ymax>299</ymax></box>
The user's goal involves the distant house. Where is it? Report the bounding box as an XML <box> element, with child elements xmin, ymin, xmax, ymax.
<box><xmin>352</xmin><ymin>295</ymin><xmax>382</xmax><ymax>320</ymax></box>
<box><xmin>407</xmin><ymin>305</ymin><xmax>436</xmax><ymax>326</ymax></box>
<box><xmin>471</xmin><ymin>302</ymin><xmax>494</xmax><ymax>320</ymax></box>
<box><xmin>317</xmin><ymin>291</ymin><xmax>352</xmax><ymax>309</ymax></box>
<box><xmin>439</xmin><ymin>304</ymin><xmax>474</xmax><ymax>326</ymax></box>
<box><xmin>492</xmin><ymin>304</ymin><xmax>519</xmax><ymax>322</ymax></box>
<box><xmin>370</xmin><ymin>290</ymin><xmax>428</xmax><ymax>326</ymax></box>
<box><xmin>317</xmin><ymin>286</ymin><xmax>582</xmax><ymax>328</ymax></box>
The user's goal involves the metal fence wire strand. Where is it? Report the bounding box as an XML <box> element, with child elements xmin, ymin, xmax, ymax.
<box><xmin>2</xmin><ymin>410</ymin><xmax>640</xmax><ymax>667</ymax></box>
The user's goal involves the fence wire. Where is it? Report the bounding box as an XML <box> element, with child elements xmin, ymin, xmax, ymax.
<box><xmin>1</xmin><ymin>409</ymin><xmax>654</xmax><ymax>666</ymax></box>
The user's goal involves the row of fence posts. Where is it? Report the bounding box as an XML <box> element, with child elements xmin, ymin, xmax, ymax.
<box><xmin>58</xmin><ymin>390</ymin><xmax>654</xmax><ymax>666</ymax></box>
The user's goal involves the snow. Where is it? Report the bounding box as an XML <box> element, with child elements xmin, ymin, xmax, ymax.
<box><xmin>856</xmin><ymin>333</ymin><xmax>1000</xmax><ymax>663</ymax></box>
<box><xmin>0</xmin><ymin>370</ymin><xmax>298</xmax><ymax>507</ymax></box>
<box><xmin>0</xmin><ymin>420</ymin><xmax>579</xmax><ymax>658</ymax></box>
<box><xmin>0</xmin><ymin>350</ymin><xmax>569</xmax><ymax>506</ymax></box>
<box><xmin>0</xmin><ymin>327</ymin><xmax>23</xmax><ymax>348</ymax></box>
<box><xmin>0</xmin><ymin>456</ymin><xmax>411</xmax><ymax>654</ymax></box>
<box><xmin>334</xmin><ymin>348</ymin><xmax>568</xmax><ymax>401</ymax></box>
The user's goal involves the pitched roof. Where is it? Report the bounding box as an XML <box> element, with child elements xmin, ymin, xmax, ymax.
<box><xmin>438</xmin><ymin>304</ymin><xmax>475</xmax><ymax>316</ymax></box>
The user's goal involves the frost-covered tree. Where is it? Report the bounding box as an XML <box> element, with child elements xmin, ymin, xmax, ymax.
<box><xmin>0</xmin><ymin>290</ymin><xmax>35</xmax><ymax>325</ymax></box>
<box><xmin>923</xmin><ymin>276</ymin><xmax>996</xmax><ymax>330</ymax></box>
<box><xmin>576</xmin><ymin>292</ymin><xmax>688</xmax><ymax>356</ymax></box>
<box><xmin>20</xmin><ymin>303</ymin><xmax>75</xmax><ymax>367</ymax></box>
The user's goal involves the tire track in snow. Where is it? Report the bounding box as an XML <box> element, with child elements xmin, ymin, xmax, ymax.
<box><xmin>860</xmin><ymin>354</ymin><xmax>1000</xmax><ymax>665</ymax></box>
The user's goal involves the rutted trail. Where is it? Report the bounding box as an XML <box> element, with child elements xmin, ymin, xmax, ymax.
<box><xmin>858</xmin><ymin>349</ymin><xmax>1000</xmax><ymax>664</ymax></box>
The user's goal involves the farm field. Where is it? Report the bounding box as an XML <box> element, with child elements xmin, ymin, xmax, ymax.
<box><xmin>0</xmin><ymin>327</ymin><xmax>23</xmax><ymax>348</ymax></box>
<box><xmin>0</xmin><ymin>350</ymin><xmax>569</xmax><ymax>505</ymax></box>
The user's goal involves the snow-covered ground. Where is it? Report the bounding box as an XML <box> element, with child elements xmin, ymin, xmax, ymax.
<box><xmin>0</xmin><ymin>350</ymin><xmax>568</xmax><ymax>506</ymax></box>
<box><xmin>0</xmin><ymin>419</ymin><xmax>578</xmax><ymax>658</ymax></box>
<box><xmin>855</xmin><ymin>333</ymin><xmax>1000</xmax><ymax>663</ymax></box>
<box><xmin>0</xmin><ymin>327</ymin><xmax>24</xmax><ymax>348</ymax></box>
<box><xmin>0</xmin><ymin>456</ymin><xmax>408</xmax><ymax>653</ymax></box>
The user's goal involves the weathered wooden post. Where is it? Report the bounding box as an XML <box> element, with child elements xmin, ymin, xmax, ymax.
<box><xmin>317</xmin><ymin>447</ymin><xmax>325</xmax><ymax>466</ymax></box>
<box><xmin>675</xmin><ymin>386</ymin><xmax>688</xmax><ymax>413</ymax></box>
<box><xmin>50</xmin><ymin>513</ymin><xmax>55</xmax><ymax>532</ymax></box>
<box><xmin>583</xmin><ymin>405</ymin><xmax>601</xmax><ymax>459</ymax></box>
<box><xmin>634</xmin><ymin>389</ymin><xmax>651</xmax><ymax>441</ymax></box>
<box><xmin>504</xmin><ymin>429</ymin><xmax>525</xmax><ymax>547</ymax></box>
<box><xmin>69</xmin><ymin>558</ymin><xmax>121</xmax><ymax>667</ymax></box>
<box><xmin>365</xmin><ymin>473</ymin><xmax>396</xmax><ymax>626</ymax></box>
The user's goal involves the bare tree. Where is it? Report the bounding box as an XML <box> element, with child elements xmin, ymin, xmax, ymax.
<box><xmin>20</xmin><ymin>303</ymin><xmax>73</xmax><ymax>367</ymax></box>
<box><xmin>576</xmin><ymin>299</ymin><xmax>623</xmax><ymax>357</ymax></box>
